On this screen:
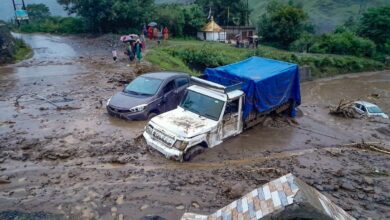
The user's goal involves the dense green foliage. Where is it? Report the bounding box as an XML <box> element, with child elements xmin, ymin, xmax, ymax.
<box><xmin>258</xmin><ymin>1</ymin><xmax>312</xmax><ymax>48</ymax></box>
<box><xmin>26</xmin><ymin>4</ymin><xmax>51</xmax><ymax>21</ymax></box>
<box><xmin>358</xmin><ymin>6</ymin><xmax>390</xmax><ymax>53</ymax></box>
<box><xmin>152</xmin><ymin>4</ymin><xmax>206</xmax><ymax>37</ymax></box>
<box><xmin>147</xmin><ymin>40</ymin><xmax>385</xmax><ymax>77</ymax></box>
<box><xmin>57</xmin><ymin>0</ymin><xmax>154</xmax><ymax>33</ymax></box>
<box><xmin>290</xmin><ymin>31</ymin><xmax>377</xmax><ymax>58</ymax></box>
<box><xmin>19</xmin><ymin>17</ymin><xmax>85</xmax><ymax>34</ymax></box>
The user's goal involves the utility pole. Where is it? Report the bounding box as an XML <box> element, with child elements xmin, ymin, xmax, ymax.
<box><xmin>22</xmin><ymin>0</ymin><xmax>26</xmax><ymax>10</ymax></box>
<box><xmin>12</xmin><ymin>0</ymin><xmax>20</xmax><ymax>26</ymax></box>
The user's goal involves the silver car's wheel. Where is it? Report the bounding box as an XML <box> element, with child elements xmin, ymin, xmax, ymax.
<box><xmin>148</xmin><ymin>112</ymin><xmax>158</xmax><ymax>120</ymax></box>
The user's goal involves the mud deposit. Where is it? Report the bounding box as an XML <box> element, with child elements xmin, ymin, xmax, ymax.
<box><xmin>0</xmin><ymin>34</ymin><xmax>389</xmax><ymax>220</ymax></box>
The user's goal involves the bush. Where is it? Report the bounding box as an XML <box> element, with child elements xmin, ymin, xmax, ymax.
<box><xmin>149</xmin><ymin>40</ymin><xmax>384</xmax><ymax>78</ymax></box>
<box><xmin>309</xmin><ymin>31</ymin><xmax>376</xmax><ymax>58</ymax></box>
<box><xmin>19</xmin><ymin>17</ymin><xmax>85</xmax><ymax>34</ymax></box>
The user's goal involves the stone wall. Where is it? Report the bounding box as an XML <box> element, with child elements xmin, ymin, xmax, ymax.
<box><xmin>0</xmin><ymin>21</ymin><xmax>16</xmax><ymax>65</ymax></box>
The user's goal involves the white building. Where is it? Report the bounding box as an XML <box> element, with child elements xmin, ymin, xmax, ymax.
<box><xmin>197</xmin><ymin>17</ymin><xmax>226</xmax><ymax>42</ymax></box>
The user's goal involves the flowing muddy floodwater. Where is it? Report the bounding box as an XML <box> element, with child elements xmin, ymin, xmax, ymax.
<box><xmin>0</xmin><ymin>34</ymin><xmax>389</xmax><ymax>220</ymax></box>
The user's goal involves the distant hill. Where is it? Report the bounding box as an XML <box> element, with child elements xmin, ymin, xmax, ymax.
<box><xmin>156</xmin><ymin>0</ymin><xmax>390</xmax><ymax>33</ymax></box>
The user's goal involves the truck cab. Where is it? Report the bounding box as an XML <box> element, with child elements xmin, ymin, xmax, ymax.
<box><xmin>143</xmin><ymin>76</ymin><xmax>244</xmax><ymax>161</ymax></box>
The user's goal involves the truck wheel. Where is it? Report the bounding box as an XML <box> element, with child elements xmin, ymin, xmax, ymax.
<box><xmin>183</xmin><ymin>145</ymin><xmax>205</xmax><ymax>162</ymax></box>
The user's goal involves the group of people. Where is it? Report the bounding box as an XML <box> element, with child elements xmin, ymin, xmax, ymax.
<box><xmin>145</xmin><ymin>26</ymin><xmax>169</xmax><ymax>42</ymax></box>
<box><xmin>112</xmin><ymin>25</ymin><xmax>170</xmax><ymax>63</ymax></box>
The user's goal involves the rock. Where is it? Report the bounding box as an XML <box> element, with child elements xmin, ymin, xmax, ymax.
<box><xmin>20</xmin><ymin>138</ymin><xmax>40</xmax><ymax>150</ymax></box>
<box><xmin>118</xmin><ymin>214</ymin><xmax>124</xmax><ymax>220</ymax></box>
<box><xmin>363</xmin><ymin>187</ymin><xmax>374</xmax><ymax>193</ymax></box>
<box><xmin>140</xmin><ymin>204</ymin><xmax>149</xmax><ymax>210</ymax></box>
<box><xmin>314</xmin><ymin>185</ymin><xmax>323</xmax><ymax>191</ymax></box>
<box><xmin>228</xmin><ymin>183</ymin><xmax>246</xmax><ymax>199</ymax></box>
<box><xmin>176</xmin><ymin>205</ymin><xmax>185</xmax><ymax>210</ymax></box>
<box><xmin>116</xmin><ymin>195</ymin><xmax>124</xmax><ymax>205</ymax></box>
<box><xmin>191</xmin><ymin>202</ymin><xmax>200</xmax><ymax>209</ymax></box>
<box><xmin>334</xmin><ymin>170</ymin><xmax>345</xmax><ymax>177</ymax></box>
<box><xmin>363</xmin><ymin>177</ymin><xmax>374</xmax><ymax>185</ymax></box>
<box><xmin>111</xmin><ymin>207</ymin><xmax>117</xmax><ymax>213</ymax></box>
<box><xmin>0</xmin><ymin>179</ymin><xmax>11</xmax><ymax>184</ymax></box>
<box><xmin>341</xmin><ymin>182</ymin><xmax>355</xmax><ymax>191</ymax></box>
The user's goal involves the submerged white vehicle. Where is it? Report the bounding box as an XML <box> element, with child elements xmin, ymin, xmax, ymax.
<box><xmin>143</xmin><ymin>57</ymin><xmax>301</xmax><ymax>161</ymax></box>
<box><xmin>353</xmin><ymin>101</ymin><xmax>389</xmax><ymax>119</ymax></box>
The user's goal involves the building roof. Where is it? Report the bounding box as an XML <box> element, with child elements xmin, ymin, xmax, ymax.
<box><xmin>201</xmin><ymin>17</ymin><xmax>223</xmax><ymax>32</ymax></box>
<box><xmin>182</xmin><ymin>173</ymin><xmax>355</xmax><ymax>220</ymax></box>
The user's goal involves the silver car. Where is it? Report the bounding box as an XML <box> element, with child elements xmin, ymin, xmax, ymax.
<box><xmin>107</xmin><ymin>72</ymin><xmax>190</xmax><ymax>120</ymax></box>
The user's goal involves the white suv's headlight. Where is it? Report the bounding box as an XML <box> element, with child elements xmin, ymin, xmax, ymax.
<box><xmin>173</xmin><ymin>140</ymin><xmax>189</xmax><ymax>150</ymax></box>
<box><xmin>106</xmin><ymin>97</ymin><xmax>112</xmax><ymax>106</ymax></box>
<box><xmin>130</xmin><ymin>104</ymin><xmax>148</xmax><ymax>113</ymax></box>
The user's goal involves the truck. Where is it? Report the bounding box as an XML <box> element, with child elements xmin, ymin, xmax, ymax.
<box><xmin>143</xmin><ymin>57</ymin><xmax>301</xmax><ymax>161</ymax></box>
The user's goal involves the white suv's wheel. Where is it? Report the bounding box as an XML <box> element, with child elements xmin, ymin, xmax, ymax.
<box><xmin>183</xmin><ymin>145</ymin><xmax>205</xmax><ymax>162</ymax></box>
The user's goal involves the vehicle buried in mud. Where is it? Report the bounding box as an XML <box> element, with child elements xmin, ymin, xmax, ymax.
<box><xmin>107</xmin><ymin>72</ymin><xmax>190</xmax><ymax>120</ymax></box>
<box><xmin>353</xmin><ymin>101</ymin><xmax>389</xmax><ymax>119</ymax></box>
<box><xmin>143</xmin><ymin>57</ymin><xmax>301</xmax><ymax>161</ymax></box>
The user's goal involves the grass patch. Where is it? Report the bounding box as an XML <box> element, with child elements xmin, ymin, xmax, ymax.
<box><xmin>13</xmin><ymin>39</ymin><xmax>32</xmax><ymax>62</ymax></box>
<box><xmin>147</xmin><ymin>39</ymin><xmax>386</xmax><ymax>78</ymax></box>
<box><xmin>145</xmin><ymin>46</ymin><xmax>198</xmax><ymax>75</ymax></box>
<box><xmin>16</xmin><ymin>17</ymin><xmax>85</xmax><ymax>34</ymax></box>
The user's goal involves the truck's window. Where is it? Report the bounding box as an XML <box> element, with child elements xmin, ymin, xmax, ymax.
<box><xmin>181</xmin><ymin>90</ymin><xmax>224</xmax><ymax>121</ymax></box>
<box><xmin>176</xmin><ymin>78</ymin><xmax>189</xmax><ymax>88</ymax></box>
<box><xmin>163</xmin><ymin>81</ymin><xmax>175</xmax><ymax>93</ymax></box>
<box><xmin>224</xmin><ymin>99</ymin><xmax>239</xmax><ymax>114</ymax></box>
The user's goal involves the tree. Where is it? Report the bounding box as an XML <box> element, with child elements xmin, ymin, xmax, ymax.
<box><xmin>153</xmin><ymin>4</ymin><xmax>185</xmax><ymax>36</ymax></box>
<box><xmin>57</xmin><ymin>0</ymin><xmax>155</xmax><ymax>33</ymax></box>
<box><xmin>258</xmin><ymin>1</ymin><xmax>311</xmax><ymax>48</ymax></box>
<box><xmin>26</xmin><ymin>4</ymin><xmax>51</xmax><ymax>21</ymax></box>
<box><xmin>195</xmin><ymin>0</ymin><xmax>250</xmax><ymax>26</ymax></box>
<box><xmin>183</xmin><ymin>5</ymin><xmax>206</xmax><ymax>36</ymax></box>
<box><xmin>358</xmin><ymin>6</ymin><xmax>390</xmax><ymax>52</ymax></box>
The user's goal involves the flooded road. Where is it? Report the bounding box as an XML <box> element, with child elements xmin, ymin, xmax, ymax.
<box><xmin>0</xmin><ymin>34</ymin><xmax>389</xmax><ymax>220</ymax></box>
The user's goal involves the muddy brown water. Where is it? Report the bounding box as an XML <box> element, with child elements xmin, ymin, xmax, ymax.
<box><xmin>0</xmin><ymin>34</ymin><xmax>389</xmax><ymax>220</ymax></box>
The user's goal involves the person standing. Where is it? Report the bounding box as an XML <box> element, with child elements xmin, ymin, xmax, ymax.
<box><xmin>148</xmin><ymin>26</ymin><xmax>153</xmax><ymax>40</ymax></box>
<box><xmin>140</xmin><ymin>33</ymin><xmax>146</xmax><ymax>50</ymax></box>
<box><xmin>163</xmin><ymin>27</ymin><xmax>169</xmax><ymax>41</ymax></box>
<box><xmin>135</xmin><ymin>39</ymin><xmax>143</xmax><ymax>62</ymax></box>
<box><xmin>112</xmin><ymin>49</ymin><xmax>117</xmax><ymax>62</ymax></box>
<box><xmin>126</xmin><ymin>42</ymin><xmax>134</xmax><ymax>62</ymax></box>
<box><xmin>153</xmin><ymin>27</ymin><xmax>159</xmax><ymax>40</ymax></box>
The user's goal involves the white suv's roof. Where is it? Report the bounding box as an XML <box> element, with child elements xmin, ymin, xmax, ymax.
<box><xmin>188</xmin><ymin>85</ymin><xmax>227</xmax><ymax>101</ymax></box>
<box><xmin>354</xmin><ymin>101</ymin><xmax>377</xmax><ymax>107</ymax></box>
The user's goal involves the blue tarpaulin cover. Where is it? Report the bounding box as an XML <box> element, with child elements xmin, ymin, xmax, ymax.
<box><xmin>204</xmin><ymin>56</ymin><xmax>301</xmax><ymax>119</ymax></box>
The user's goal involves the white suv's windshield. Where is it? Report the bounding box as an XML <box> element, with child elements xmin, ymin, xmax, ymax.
<box><xmin>180</xmin><ymin>90</ymin><xmax>225</xmax><ymax>121</ymax></box>
<box><xmin>367</xmin><ymin>106</ymin><xmax>383</xmax><ymax>113</ymax></box>
<box><xmin>124</xmin><ymin>77</ymin><xmax>163</xmax><ymax>96</ymax></box>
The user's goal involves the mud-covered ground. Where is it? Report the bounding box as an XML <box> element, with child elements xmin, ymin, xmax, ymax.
<box><xmin>0</xmin><ymin>34</ymin><xmax>389</xmax><ymax>220</ymax></box>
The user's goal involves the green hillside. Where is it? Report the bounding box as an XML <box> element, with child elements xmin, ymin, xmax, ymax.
<box><xmin>156</xmin><ymin>0</ymin><xmax>390</xmax><ymax>33</ymax></box>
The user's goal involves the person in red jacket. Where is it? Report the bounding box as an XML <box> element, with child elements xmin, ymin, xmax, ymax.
<box><xmin>163</xmin><ymin>27</ymin><xmax>169</xmax><ymax>41</ymax></box>
<box><xmin>147</xmin><ymin>26</ymin><xmax>153</xmax><ymax>40</ymax></box>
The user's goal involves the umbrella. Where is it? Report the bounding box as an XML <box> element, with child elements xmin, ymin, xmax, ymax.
<box><xmin>120</xmin><ymin>34</ymin><xmax>139</xmax><ymax>43</ymax></box>
<box><xmin>129</xmin><ymin>34</ymin><xmax>139</xmax><ymax>39</ymax></box>
<box><xmin>249</xmin><ymin>35</ymin><xmax>259</xmax><ymax>39</ymax></box>
<box><xmin>148</xmin><ymin>22</ymin><xmax>157</xmax><ymax>27</ymax></box>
